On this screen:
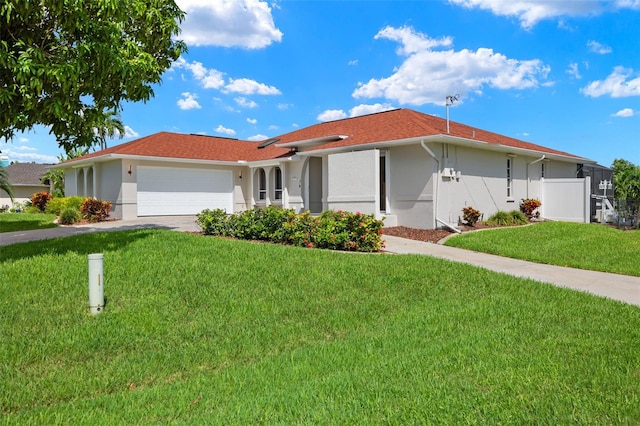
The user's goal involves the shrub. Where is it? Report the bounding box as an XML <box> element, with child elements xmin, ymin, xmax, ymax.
<box><xmin>509</xmin><ymin>210</ymin><xmax>528</xmax><ymax>225</ymax></box>
<box><xmin>59</xmin><ymin>207</ymin><xmax>81</xmax><ymax>225</ymax></box>
<box><xmin>196</xmin><ymin>208</ymin><xmax>229</xmax><ymax>236</ymax></box>
<box><xmin>487</xmin><ymin>210</ymin><xmax>529</xmax><ymax>226</ymax></box>
<box><xmin>196</xmin><ymin>207</ymin><xmax>384</xmax><ymax>252</ymax></box>
<box><xmin>45</xmin><ymin>196</ymin><xmax>87</xmax><ymax>215</ymax></box>
<box><xmin>462</xmin><ymin>206</ymin><xmax>482</xmax><ymax>226</ymax></box>
<box><xmin>31</xmin><ymin>192</ymin><xmax>52</xmax><ymax>212</ymax></box>
<box><xmin>520</xmin><ymin>198</ymin><xmax>541</xmax><ymax>219</ymax></box>
<box><xmin>80</xmin><ymin>198</ymin><xmax>112</xmax><ymax>222</ymax></box>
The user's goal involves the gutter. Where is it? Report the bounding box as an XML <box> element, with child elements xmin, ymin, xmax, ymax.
<box><xmin>420</xmin><ymin>139</ymin><xmax>461</xmax><ymax>234</ymax></box>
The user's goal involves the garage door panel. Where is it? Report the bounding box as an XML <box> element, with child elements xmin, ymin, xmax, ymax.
<box><xmin>137</xmin><ymin>166</ymin><xmax>232</xmax><ymax>216</ymax></box>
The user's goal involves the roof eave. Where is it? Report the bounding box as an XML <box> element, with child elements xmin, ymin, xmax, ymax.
<box><xmin>54</xmin><ymin>153</ymin><xmax>245</xmax><ymax>168</ymax></box>
<box><xmin>295</xmin><ymin>134</ymin><xmax>594</xmax><ymax>163</ymax></box>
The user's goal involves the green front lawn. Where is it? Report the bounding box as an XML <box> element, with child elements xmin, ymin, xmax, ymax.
<box><xmin>1</xmin><ymin>230</ymin><xmax>638</xmax><ymax>423</ymax></box>
<box><xmin>0</xmin><ymin>212</ymin><xmax>57</xmax><ymax>233</ymax></box>
<box><xmin>445</xmin><ymin>221</ymin><xmax>640</xmax><ymax>276</ymax></box>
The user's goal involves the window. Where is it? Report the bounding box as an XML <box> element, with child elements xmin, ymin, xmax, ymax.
<box><xmin>274</xmin><ymin>167</ymin><xmax>283</xmax><ymax>200</ymax></box>
<box><xmin>258</xmin><ymin>168</ymin><xmax>266</xmax><ymax>200</ymax></box>
<box><xmin>506</xmin><ymin>158</ymin><xmax>512</xmax><ymax>198</ymax></box>
<box><xmin>541</xmin><ymin>162</ymin><xmax>545</xmax><ymax>178</ymax></box>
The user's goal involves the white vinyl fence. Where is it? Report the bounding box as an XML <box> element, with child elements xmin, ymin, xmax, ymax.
<box><xmin>541</xmin><ymin>177</ymin><xmax>591</xmax><ymax>223</ymax></box>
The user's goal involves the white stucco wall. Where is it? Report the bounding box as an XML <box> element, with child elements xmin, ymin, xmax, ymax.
<box><xmin>0</xmin><ymin>185</ymin><xmax>49</xmax><ymax>209</ymax></box>
<box><xmin>388</xmin><ymin>144</ymin><xmax>435</xmax><ymax>229</ymax></box>
<box><xmin>428</xmin><ymin>144</ymin><xmax>582</xmax><ymax>225</ymax></box>
<box><xmin>327</xmin><ymin>150</ymin><xmax>378</xmax><ymax>214</ymax></box>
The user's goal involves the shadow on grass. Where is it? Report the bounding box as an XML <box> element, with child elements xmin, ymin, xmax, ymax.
<box><xmin>0</xmin><ymin>229</ymin><xmax>163</xmax><ymax>264</ymax></box>
<box><xmin>0</xmin><ymin>219</ymin><xmax>58</xmax><ymax>233</ymax></box>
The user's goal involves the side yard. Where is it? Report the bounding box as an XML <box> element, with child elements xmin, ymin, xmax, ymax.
<box><xmin>444</xmin><ymin>221</ymin><xmax>640</xmax><ymax>277</ymax></box>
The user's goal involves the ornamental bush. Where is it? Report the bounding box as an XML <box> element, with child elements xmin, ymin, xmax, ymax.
<box><xmin>462</xmin><ymin>206</ymin><xmax>482</xmax><ymax>226</ymax></box>
<box><xmin>196</xmin><ymin>206</ymin><xmax>384</xmax><ymax>252</ymax></box>
<box><xmin>59</xmin><ymin>207</ymin><xmax>81</xmax><ymax>225</ymax></box>
<box><xmin>46</xmin><ymin>196</ymin><xmax>88</xmax><ymax>215</ymax></box>
<box><xmin>486</xmin><ymin>210</ymin><xmax>528</xmax><ymax>226</ymax></box>
<box><xmin>31</xmin><ymin>192</ymin><xmax>52</xmax><ymax>212</ymax></box>
<box><xmin>520</xmin><ymin>198</ymin><xmax>541</xmax><ymax>219</ymax></box>
<box><xmin>80</xmin><ymin>198</ymin><xmax>112</xmax><ymax>222</ymax></box>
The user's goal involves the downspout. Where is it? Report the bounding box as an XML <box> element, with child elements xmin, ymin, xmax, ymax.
<box><xmin>526</xmin><ymin>155</ymin><xmax>546</xmax><ymax>198</ymax></box>
<box><xmin>421</xmin><ymin>140</ymin><xmax>461</xmax><ymax>234</ymax></box>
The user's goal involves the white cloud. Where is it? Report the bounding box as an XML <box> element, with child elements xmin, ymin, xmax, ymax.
<box><xmin>587</xmin><ymin>40</ymin><xmax>612</xmax><ymax>54</ymax></box>
<box><xmin>215</xmin><ymin>125</ymin><xmax>236</xmax><ymax>136</ymax></box>
<box><xmin>248</xmin><ymin>134</ymin><xmax>268</xmax><ymax>141</ymax></box>
<box><xmin>581</xmin><ymin>66</ymin><xmax>640</xmax><ymax>98</ymax></box>
<box><xmin>224</xmin><ymin>78</ymin><xmax>281</xmax><ymax>95</ymax></box>
<box><xmin>348</xmin><ymin>59</ymin><xmax>359</xmax><ymax>66</ymax></box>
<box><xmin>234</xmin><ymin>97</ymin><xmax>258</xmax><ymax>109</ymax></box>
<box><xmin>277</xmin><ymin>103</ymin><xmax>291</xmax><ymax>110</ymax></box>
<box><xmin>374</xmin><ymin>26</ymin><xmax>453</xmax><ymax>54</ymax></box>
<box><xmin>317</xmin><ymin>104</ymin><xmax>397</xmax><ymax>122</ymax></box>
<box><xmin>246</xmin><ymin>117</ymin><xmax>257</xmax><ymax>124</ymax></box>
<box><xmin>17</xmin><ymin>145</ymin><xmax>37</xmax><ymax>151</ymax></box>
<box><xmin>268</xmin><ymin>125</ymin><xmax>279</xmax><ymax>131</ymax></box>
<box><xmin>448</xmin><ymin>0</ymin><xmax>603</xmax><ymax>29</ymax></box>
<box><xmin>18</xmin><ymin>137</ymin><xmax>29</xmax><ymax>143</ymax></box>
<box><xmin>317</xmin><ymin>110</ymin><xmax>348</xmax><ymax>122</ymax></box>
<box><xmin>175</xmin><ymin>0</ymin><xmax>283</xmax><ymax>48</ymax></box>
<box><xmin>0</xmin><ymin>148</ymin><xmax>57</xmax><ymax>163</ymax></box>
<box><xmin>353</xmin><ymin>26</ymin><xmax>549</xmax><ymax>106</ymax></box>
<box><xmin>172</xmin><ymin>57</ymin><xmax>225</xmax><ymax>89</ymax></box>
<box><xmin>566</xmin><ymin>63</ymin><xmax>581</xmax><ymax>79</ymax></box>
<box><xmin>177</xmin><ymin>92</ymin><xmax>202</xmax><ymax>110</ymax></box>
<box><xmin>349</xmin><ymin>103</ymin><xmax>397</xmax><ymax>117</ymax></box>
<box><xmin>123</xmin><ymin>126</ymin><xmax>139</xmax><ymax>138</ymax></box>
<box><xmin>611</xmin><ymin>108</ymin><xmax>635</xmax><ymax>118</ymax></box>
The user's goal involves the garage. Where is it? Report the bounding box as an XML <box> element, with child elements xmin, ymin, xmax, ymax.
<box><xmin>137</xmin><ymin>166</ymin><xmax>233</xmax><ymax>216</ymax></box>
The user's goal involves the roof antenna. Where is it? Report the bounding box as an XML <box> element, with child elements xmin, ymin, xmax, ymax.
<box><xmin>446</xmin><ymin>94</ymin><xmax>459</xmax><ymax>134</ymax></box>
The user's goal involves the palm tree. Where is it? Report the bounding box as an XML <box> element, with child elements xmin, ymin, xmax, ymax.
<box><xmin>94</xmin><ymin>110</ymin><xmax>125</xmax><ymax>151</ymax></box>
<box><xmin>0</xmin><ymin>166</ymin><xmax>14</xmax><ymax>202</ymax></box>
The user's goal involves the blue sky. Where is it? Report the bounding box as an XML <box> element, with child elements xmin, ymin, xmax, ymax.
<box><xmin>2</xmin><ymin>0</ymin><xmax>639</xmax><ymax>167</ymax></box>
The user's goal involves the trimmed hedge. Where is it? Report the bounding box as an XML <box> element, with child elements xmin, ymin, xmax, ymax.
<box><xmin>197</xmin><ymin>206</ymin><xmax>384</xmax><ymax>252</ymax></box>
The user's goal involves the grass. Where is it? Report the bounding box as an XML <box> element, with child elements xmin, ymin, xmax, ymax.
<box><xmin>445</xmin><ymin>221</ymin><xmax>640</xmax><ymax>277</ymax></box>
<box><xmin>0</xmin><ymin>212</ymin><xmax>57</xmax><ymax>233</ymax></box>
<box><xmin>1</xmin><ymin>230</ymin><xmax>639</xmax><ymax>423</ymax></box>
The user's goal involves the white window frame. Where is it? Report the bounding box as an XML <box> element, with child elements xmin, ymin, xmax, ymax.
<box><xmin>274</xmin><ymin>167</ymin><xmax>283</xmax><ymax>200</ymax></box>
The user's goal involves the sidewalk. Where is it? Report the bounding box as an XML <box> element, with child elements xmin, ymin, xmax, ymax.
<box><xmin>383</xmin><ymin>235</ymin><xmax>640</xmax><ymax>307</ymax></box>
<box><xmin>2</xmin><ymin>218</ymin><xmax>638</xmax><ymax>307</ymax></box>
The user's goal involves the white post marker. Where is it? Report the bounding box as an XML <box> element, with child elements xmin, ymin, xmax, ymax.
<box><xmin>88</xmin><ymin>253</ymin><xmax>104</xmax><ymax>315</ymax></box>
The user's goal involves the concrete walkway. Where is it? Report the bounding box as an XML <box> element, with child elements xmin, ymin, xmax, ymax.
<box><xmin>383</xmin><ymin>235</ymin><xmax>640</xmax><ymax>307</ymax></box>
<box><xmin>1</xmin><ymin>217</ymin><xmax>638</xmax><ymax>307</ymax></box>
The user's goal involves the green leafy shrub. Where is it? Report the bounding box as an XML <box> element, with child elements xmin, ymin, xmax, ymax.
<box><xmin>520</xmin><ymin>198</ymin><xmax>541</xmax><ymax>219</ymax></box>
<box><xmin>462</xmin><ymin>206</ymin><xmax>482</xmax><ymax>226</ymax></box>
<box><xmin>509</xmin><ymin>210</ymin><xmax>528</xmax><ymax>224</ymax></box>
<box><xmin>59</xmin><ymin>207</ymin><xmax>81</xmax><ymax>225</ymax></box>
<box><xmin>487</xmin><ymin>210</ymin><xmax>529</xmax><ymax>226</ymax></box>
<box><xmin>80</xmin><ymin>198</ymin><xmax>112</xmax><ymax>222</ymax></box>
<box><xmin>197</xmin><ymin>207</ymin><xmax>384</xmax><ymax>252</ymax></box>
<box><xmin>45</xmin><ymin>196</ymin><xmax>87</xmax><ymax>215</ymax></box>
<box><xmin>31</xmin><ymin>192</ymin><xmax>52</xmax><ymax>212</ymax></box>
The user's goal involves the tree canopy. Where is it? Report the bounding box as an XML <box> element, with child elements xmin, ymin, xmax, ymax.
<box><xmin>0</xmin><ymin>0</ymin><xmax>186</xmax><ymax>152</ymax></box>
<box><xmin>612</xmin><ymin>159</ymin><xmax>640</xmax><ymax>200</ymax></box>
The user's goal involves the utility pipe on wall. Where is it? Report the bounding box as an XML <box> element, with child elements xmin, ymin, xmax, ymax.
<box><xmin>88</xmin><ymin>254</ymin><xmax>104</xmax><ymax>315</ymax></box>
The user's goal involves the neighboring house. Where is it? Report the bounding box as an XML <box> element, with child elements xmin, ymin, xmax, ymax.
<box><xmin>0</xmin><ymin>163</ymin><xmax>52</xmax><ymax>208</ymax></box>
<box><xmin>56</xmin><ymin>108</ymin><xmax>594</xmax><ymax>229</ymax></box>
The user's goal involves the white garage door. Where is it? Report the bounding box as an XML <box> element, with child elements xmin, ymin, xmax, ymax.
<box><xmin>137</xmin><ymin>166</ymin><xmax>233</xmax><ymax>216</ymax></box>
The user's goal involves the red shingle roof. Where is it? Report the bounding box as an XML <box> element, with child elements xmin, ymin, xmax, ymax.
<box><xmin>64</xmin><ymin>108</ymin><xmax>584</xmax><ymax>164</ymax></box>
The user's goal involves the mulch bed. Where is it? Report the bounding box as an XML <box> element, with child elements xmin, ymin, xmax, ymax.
<box><xmin>383</xmin><ymin>223</ymin><xmax>495</xmax><ymax>244</ymax></box>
